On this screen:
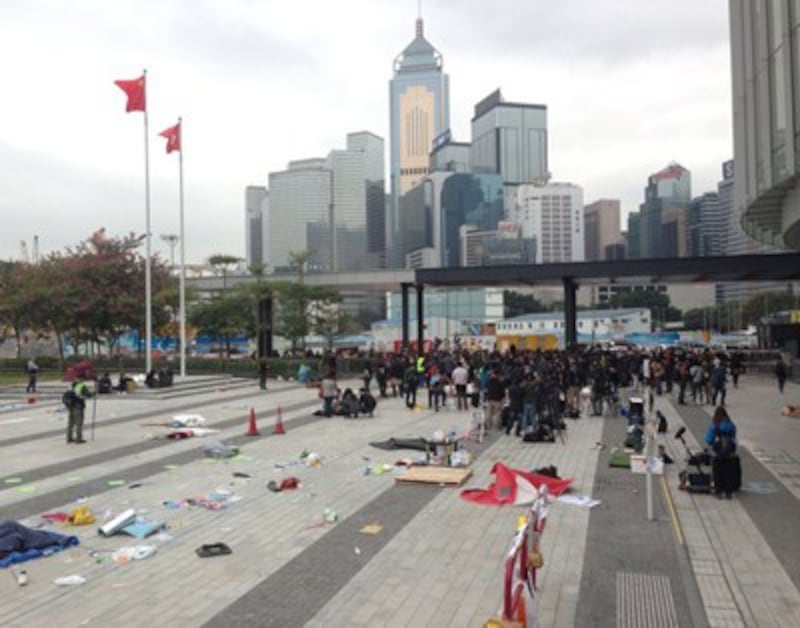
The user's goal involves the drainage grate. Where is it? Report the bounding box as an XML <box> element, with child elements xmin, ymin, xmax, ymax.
<box><xmin>617</xmin><ymin>572</ymin><xmax>679</xmax><ymax>628</ymax></box>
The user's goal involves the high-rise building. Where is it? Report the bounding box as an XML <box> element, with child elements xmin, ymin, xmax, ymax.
<box><xmin>398</xmin><ymin>171</ymin><xmax>504</xmax><ymax>267</ymax></box>
<box><xmin>716</xmin><ymin>159</ymin><xmax>791</xmax><ymax>303</ymax></box>
<box><xmin>459</xmin><ymin>222</ymin><xmax>536</xmax><ymax>267</ymax></box>
<box><xmin>430</xmin><ymin>135</ymin><xmax>471</xmax><ymax>173</ymax></box>
<box><xmin>626</xmin><ymin>212</ymin><xmax>641</xmax><ymax>259</ymax></box>
<box><xmin>639</xmin><ymin>163</ymin><xmax>691</xmax><ymax>258</ymax></box>
<box><xmin>264</xmin><ymin>132</ymin><xmax>385</xmax><ymax>273</ymax></box>
<box><xmin>245</xmin><ymin>186</ymin><xmax>268</xmax><ymax>267</ymax></box>
<box><xmin>688</xmin><ymin>191</ymin><xmax>723</xmax><ymax>257</ymax></box>
<box><xmin>268</xmin><ymin>159</ymin><xmax>332</xmax><ymax>273</ymax></box>
<box><xmin>388</xmin><ymin>16</ymin><xmax>450</xmax><ymax>267</ymax></box>
<box><xmin>510</xmin><ymin>182</ymin><xmax>584</xmax><ymax>263</ymax></box>
<box><xmin>471</xmin><ymin>89</ymin><xmax>548</xmax><ymax>209</ymax></box>
<box><xmin>583</xmin><ymin>199</ymin><xmax>621</xmax><ymax>261</ymax></box>
<box><xmin>729</xmin><ymin>2</ymin><xmax>800</xmax><ymax>250</ymax></box>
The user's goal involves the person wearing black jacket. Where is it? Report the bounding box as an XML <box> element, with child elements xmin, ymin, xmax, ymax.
<box><xmin>485</xmin><ymin>370</ymin><xmax>506</xmax><ymax>431</ymax></box>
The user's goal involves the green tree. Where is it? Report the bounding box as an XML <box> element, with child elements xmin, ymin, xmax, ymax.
<box><xmin>503</xmin><ymin>290</ymin><xmax>547</xmax><ymax>318</ymax></box>
<box><xmin>189</xmin><ymin>294</ymin><xmax>250</xmax><ymax>358</ymax></box>
<box><xmin>610</xmin><ymin>289</ymin><xmax>681</xmax><ymax>322</ymax></box>
<box><xmin>741</xmin><ymin>291</ymin><xmax>797</xmax><ymax>326</ymax></box>
<box><xmin>208</xmin><ymin>254</ymin><xmax>241</xmax><ymax>292</ymax></box>
<box><xmin>0</xmin><ymin>261</ymin><xmax>33</xmax><ymax>357</ymax></box>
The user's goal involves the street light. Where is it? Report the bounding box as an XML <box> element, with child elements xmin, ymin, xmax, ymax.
<box><xmin>160</xmin><ymin>234</ymin><xmax>179</xmax><ymax>270</ymax></box>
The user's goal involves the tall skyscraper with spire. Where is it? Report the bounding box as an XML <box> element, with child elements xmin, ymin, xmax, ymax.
<box><xmin>387</xmin><ymin>15</ymin><xmax>450</xmax><ymax>267</ymax></box>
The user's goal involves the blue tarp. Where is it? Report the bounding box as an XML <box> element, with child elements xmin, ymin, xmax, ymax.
<box><xmin>0</xmin><ymin>520</ymin><xmax>79</xmax><ymax>568</ymax></box>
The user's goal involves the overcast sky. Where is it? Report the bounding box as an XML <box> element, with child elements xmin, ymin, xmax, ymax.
<box><xmin>0</xmin><ymin>0</ymin><xmax>732</xmax><ymax>265</ymax></box>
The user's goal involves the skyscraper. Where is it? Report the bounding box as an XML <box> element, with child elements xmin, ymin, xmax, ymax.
<box><xmin>729</xmin><ymin>2</ymin><xmax>800</xmax><ymax>250</ymax></box>
<box><xmin>688</xmin><ymin>191</ymin><xmax>723</xmax><ymax>257</ymax></box>
<box><xmin>265</xmin><ymin>132</ymin><xmax>385</xmax><ymax>273</ymax></box>
<box><xmin>583</xmin><ymin>199</ymin><xmax>621</xmax><ymax>261</ymax></box>
<box><xmin>471</xmin><ymin>88</ymin><xmax>549</xmax><ymax>210</ymax></box>
<box><xmin>245</xmin><ymin>186</ymin><xmax>268</xmax><ymax>267</ymax></box>
<box><xmin>639</xmin><ymin>163</ymin><xmax>691</xmax><ymax>258</ymax></box>
<box><xmin>388</xmin><ymin>16</ymin><xmax>450</xmax><ymax>267</ymax></box>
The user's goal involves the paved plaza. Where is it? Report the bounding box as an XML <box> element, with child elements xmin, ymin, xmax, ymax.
<box><xmin>0</xmin><ymin>372</ymin><xmax>799</xmax><ymax>627</ymax></box>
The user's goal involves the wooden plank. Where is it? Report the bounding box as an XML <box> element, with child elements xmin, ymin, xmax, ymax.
<box><xmin>395</xmin><ymin>466</ymin><xmax>472</xmax><ymax>486</ymax></box>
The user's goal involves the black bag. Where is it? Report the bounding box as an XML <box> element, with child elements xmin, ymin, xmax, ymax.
<box><xmin>657</xmin><ymin>410</ymin><xmax>668</xmax><ymax>433</ymax></box>
<box><xmin>62</xmin><ymin>389</ymin><xmax>78</xmax><ymax>409</ymax></box>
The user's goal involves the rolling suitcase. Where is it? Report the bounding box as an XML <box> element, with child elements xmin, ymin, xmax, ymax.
<box><xmin>712</xmin><ymin>454</ymin><xmax>741</xmax><ymax>495</ymax></box>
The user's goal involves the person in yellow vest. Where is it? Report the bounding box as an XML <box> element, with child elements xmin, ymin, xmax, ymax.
<box><xmin>416</xmin><ymin>354</ymin><xmax>426</xmax><ymax>387</ymax></box>
<box><xmin>63</xmin><ymin>376</ymin><xmax>93</xmax><ymax>444</ymax></box>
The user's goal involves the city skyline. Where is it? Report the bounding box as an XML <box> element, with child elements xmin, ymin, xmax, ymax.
<box><xmin>0</xmin><ymin>0</ymin><xmax>732</xmax><ymax>264</ymax></box>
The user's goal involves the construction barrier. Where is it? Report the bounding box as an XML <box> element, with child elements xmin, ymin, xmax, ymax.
<box><xmin>486</xmin><ymin>486</ymin><xmax>549</xmax><ymax>628</ymax></box>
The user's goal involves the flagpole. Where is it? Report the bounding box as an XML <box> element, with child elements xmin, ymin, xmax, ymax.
<box><xmin>178</xmin><ymin>117</ymin><xmax>187</xmax><ymax>378</ymax></box>
<box><xmin>143</xmin><ymin>69</ymin><xmax>153</xmax><ymax>374</ymax></box>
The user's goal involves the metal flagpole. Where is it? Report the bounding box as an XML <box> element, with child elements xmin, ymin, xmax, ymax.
<box><xmin>178</xmin><ymin>117</ymin><xmax>187</xmax><ymax>377</ymax></box>
<box><xmin>143</xmin><ymin>69</ymin><xmax>153</xmax><ymax>374</ymax></box>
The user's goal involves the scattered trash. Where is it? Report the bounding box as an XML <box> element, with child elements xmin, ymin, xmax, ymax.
<box><xmin>98</xmin><ymin>509</ymin><xmax>137</xmax><ymax>537</ymax></box>
<box><xmin>233</xmin><ymin>472</ymin><xmax>252</xmax><ymax>479</ymax></box>
<box><xmin>195</xmin><ymin>543</ymin><xmax>232</xmax><ymax>558</ymax></box>
<box><xmin>322</xmin><ymin>508</ymin><xmax>339</xmax><ymax>523</ymax></box>
<box><xmin>359</xmin><ymin>523</ymin><xmax>383</xmax><ymax>535</ymax></box>
<box><xmin>166</xmin><ymin>427</ymin><xmax>220</xmax><ymax>439</ymax></box>
<box><xmin>68</xmin><ymin>506</ymin><xmax>96</xmax><ymax>526</ymax></box>
<box><xmin>54</xmin><ymin>575</ymin><xmax>86</xmax><ymax>586</ymax></box>
<box><xmin>305</xmin><ymin>453</ymin><xmax>321</xmax><ymax>468</ymax></box>
<box><xmin>154</xmin><ymin>531</ymin><xmax>174</xmax><ymax>542</ymax></box>
<box><xmin>170</xmin><ymin>414</ymin><xmax>207</xmax><ymax>428</ymax></box>
<box><xmin>354</xmin><ymin>547</ymin><xmax>361</xmax><ymax>555</ymax></box>
<box><xmin>203</xmin><ymin>440</ymin><xmax>240</xmax><ymax>459</ymax></box>
<box><xmin>41</xmin><ymin>512</ymin><xmax>70</xmax><ymax>523</ymax></box>
<box><xmin>128</xmin><ymin>483</ymin><xmax>144</xmax><ymax>489</ymax></box>
<box><xmin>15</xmin><ymin>569</ymin><xmax>28</xmax><ymax>586</ymax></box>
<box><xmin>111</xmin><ymin>545</ymin><xmax>157</xmax><ymax>564</ymax></box>
<box><xmin>557</xmin><ymin>495</ymin><xmax>601</xmax><ymax>508</ymax></box>
<box><xmin>121</xmin><ymin>517</ymin><xmax>166</xmax><ymax>539</ymax></box>
<box><xmin>740</xmin><ymin>481</ymin><xmax>780</xmax><ymax>495</ymax></box>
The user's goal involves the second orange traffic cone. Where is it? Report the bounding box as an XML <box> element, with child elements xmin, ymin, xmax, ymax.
<box><xmin>246</xmin><ymin>408</ymin><xmax>260</xmax><ymax>436</ymax></box>
<box><xmin>273</xmin><ymin>405</ymin><xmax>286</xmax><ymax>435</ymax></box>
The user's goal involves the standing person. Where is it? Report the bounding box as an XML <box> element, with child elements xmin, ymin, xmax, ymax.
<box><xmin>690</xmin><ymin>359</ymin><xmax>704</xmax><ymax>404</ymax></box>
<box><xmin>505</xmin><ymin>376</ymin><xmax>524</xmax><ymax>436</ymax></box>
<box><xmin>25</xmin><ymin>358</ymin><xmax>39</xmax><ymax>394</ymax></box>
<box><xmin>64</xmin><ymin>376</ymin><xmax>92</xmax><ymax>444</ymax></box>
<box><xmin>403</xmin><ymin>362</ymin><xmax>418</xmax><ymax>409</ymax></box>
<box><xmin>485</xmin><ymin>369</ymin><xmax>506</xmax><ymax>431</ymax></box>
<box><xmin>375</xmin><ymin>359</ymin><xmax>388</xmax><ymax>398</ymax></box>
<box><xmin>451</xmin><ymin>362</ymin><xmax>469</xmax><ymax>411</ymax></box>
<box><xmin>730</xmin><ymin>352</ymin><xmax>742</xmax><ymax>388</ymax></box>
<box><xmin>705</xmin><ymin>406</ymin><xmax>739</xmax><ymax>499</ymax></box>
<box><xmin>258</xmin><ymin>358</ymin><xmax>268</xmax><ymax>391</ymax></box>
<box><xmin>320</xmin><ymin>371</ymin><xmax>337</xmax><ymax>418</ymax></box>
<box><xmin>775</xmin><ymin>356</ymin><xmax>788</xmax><ymax>394</ymax></box>
<box><xmin>711</xmin><ymin>359</ymin><xmax>727</xmax><ymax>406</ymax></box>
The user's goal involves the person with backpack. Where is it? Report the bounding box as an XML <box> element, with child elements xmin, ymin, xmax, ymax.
<box><xmin>63</xmin><ymin>376</ymin><xmax>93</xmax><ymax>444</ymax></box>
<box><xmin>704</xmin><ymin>406</ymin><xmax>740</xmax><ymax>499</ymax></box>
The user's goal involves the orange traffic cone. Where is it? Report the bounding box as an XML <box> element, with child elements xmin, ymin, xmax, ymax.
<box><xmin>246</xmin><ymin>408</ymin><xmax>260</xmax><ymax>436</ymax></box>
<box><xmin>273</xmin><ymin>405</ymin><xmax>286</xmax><ymax>435</ymax></box>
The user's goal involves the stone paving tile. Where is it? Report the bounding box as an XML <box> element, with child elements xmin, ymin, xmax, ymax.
<box><xmin>0</xmin><ymin>389</ymin><xmax>463</xmax><ymax>627</ymax></box>
<box><xmin>310</xmin><ymin>414</ymin><xmax>604</xmax><ymax>627</ymax></box>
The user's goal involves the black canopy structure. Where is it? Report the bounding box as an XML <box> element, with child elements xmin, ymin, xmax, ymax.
<box><xmin>401</xmin><ymin>253</ymin><xmax>800</xmax><ymax>349</ymax></box>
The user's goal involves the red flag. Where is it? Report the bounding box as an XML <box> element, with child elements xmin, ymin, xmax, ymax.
<box><xmin>159</xmin><ymin>122</ymin><xmax>181</xmax><ymax>154</ymax></box>
<box><xmin>114</xmin><ymin>75</ymin><xmax>146</xmax><ymax>112</ymax></box>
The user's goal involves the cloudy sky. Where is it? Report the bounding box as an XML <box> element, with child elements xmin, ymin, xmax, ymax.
<box><xmin>0</xmin><ymin>0</ymin><xmax>732</xmax><ymax>264</ymax></box>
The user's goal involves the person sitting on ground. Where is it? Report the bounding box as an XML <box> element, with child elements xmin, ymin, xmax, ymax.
<box><xmin>97</xmin><ymin>372</ymin><xmax>113</xmax><ymax>394</ymax></box>
<box><xmin>341</xmin><ymin>388</ymin><xmax>360</xmax><ymax>418</ymax></box>
<box><xmin>145</xmin><ymin>369</ymin><xmax>158</xmax><ymax>389</ymax></box>
<box><xmin>116</xmin><ymin>372</ymin><xmax>134</xmax><ymax>393</ymax></box>
<box><xmin>359</xmin><ymin>388</ymin><xmax>377</xmax><ymax>416</ymax></box>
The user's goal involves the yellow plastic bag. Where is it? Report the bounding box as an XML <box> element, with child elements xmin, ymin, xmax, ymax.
<box><xmin>68</xmin><ymin>506</ymin><xmax>96</xmax><ymax>526</ymax></box>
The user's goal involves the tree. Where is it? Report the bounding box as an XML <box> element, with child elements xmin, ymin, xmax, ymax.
<box><xmin>609</xmin><ymin>289</ymin><xmax>681</xmax><ymax>322</ymax></box>
<box><xmin>503</xmin><ymin>290</ymin><xmax>547</xmax><ymax>318</ymax></box>
<box><xmin>208</xmin><ymin>254</ymin><xmax>241</xmax><ymax>292</ymax></box>
<box><xmin>0</xmin><ymin>261</ymin><xmax>33</xmax><ymax>357</ymax></box>
<box><xmin>310</xmin><ymin>293</ymin><xmax>352</xmax><ymax>349</ymax></box>
<box><xmin>741</xmin><ymin>291</ymin><xmax>797</xmax><ymax>326</ymax></box>
<box><xmin>189</xmin><ymin>294</ymin><xmax>250</xmax><ymax>358</ymax></box>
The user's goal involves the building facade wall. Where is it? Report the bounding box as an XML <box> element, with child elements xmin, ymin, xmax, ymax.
<box><xmin>512</xmin><ymin>182</ymin><xmax>584</xmax><ymax>263</ymax></box>
<box><xmin>730</xmin><ymin>0</ymin><xmax>800</xmax><ymax>249</ymax></box>
<box><xmin>245</xmin><ymin>186</ymin><xmax>268</xmax><ymax>266</ymax></box>
<box><xmin>583</xmin><ymin>199</ymin><xmax>621</xmax><ymax>261</ymax></box>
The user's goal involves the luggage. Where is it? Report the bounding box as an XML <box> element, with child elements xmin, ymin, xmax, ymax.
<box><xmin>712</xmin><ymin>454</ymin><xmax>741</xmax><ymax>495</ymax></box>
